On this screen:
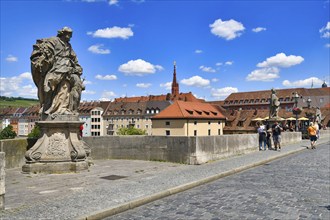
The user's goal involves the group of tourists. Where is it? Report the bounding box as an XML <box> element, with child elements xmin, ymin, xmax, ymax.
<box><xmin>257</xmin><ymin>121</ymin><xmax>283</xmax><ymax>151</ymax></box>
<box><xmin>258</xmin><ymin>119</ymin><xmax>322</xmax><ymax>151</ymax></box>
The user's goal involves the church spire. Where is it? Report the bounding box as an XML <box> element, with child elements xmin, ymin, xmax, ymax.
<box><xmin>171</xmin><ymin>61</ymin><xmax>179</xmax><ymax>97</ymax></box>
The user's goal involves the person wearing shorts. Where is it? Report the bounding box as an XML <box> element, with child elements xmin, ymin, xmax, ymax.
<box><xmin>308</xmin><ymin>122</ymin><xmax>317</xmax><ymax>149</ymax></box>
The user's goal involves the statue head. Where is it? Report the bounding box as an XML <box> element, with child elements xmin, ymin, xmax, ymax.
<box><xmin>57</xmin><ymin>27</ymin><xmax>73</xmax><ymax>41</ymax></box>
<box><xmin>271</xmin><ymin>88</ymin><xmax>276</xmax><ymax>94</ymax></box>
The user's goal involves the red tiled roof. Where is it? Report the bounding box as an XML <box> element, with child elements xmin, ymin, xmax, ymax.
<box><xmin>114</xmin><ymin>92</ymin><xmax>203</xmax><ymax>103</ymax></box>
<box><xmin>152</xmin><ymin>100</ymin><xmax>226</xmax><ymax>119</ymax></box>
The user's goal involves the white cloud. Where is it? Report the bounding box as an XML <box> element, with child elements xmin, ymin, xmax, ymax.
<box><xmin>211</xmin><ymin>78</ymin><xmax>219</xmax><ymax>82</ymax></box>
<box><xmin>95</xmin><ymin>74</ymin><xmax>117</xmax><ymax>80</ymax></box>
<box><xmin>160</xmin><ymin>82</ymin><xmax>172</xmax><ymax>90</ymax></box>
<box><xmin>195</xmin><ymin>49</ymin><xmax>203</xmax><ymax>54</ymax></box>
<box><xmin>136</xmin><ymin>83</ymin><xmax>151</xmax><ymax>88</ymax></box>
<box><xmin>252</xmin><ymin>27</ymin><xmax>266</xmax><ymax>33</ymax></box>
<box><xmin>325</xmin><ymin>43</ymin><xmax>330</xmax><ymax>48</ymax></box>
<box><xmin>225</xmin><ymin>61</ymin><xmax>233</xmax><ymax>65</ymax></box>
<box><xmin>118</xmin><ymin>59</ymin><xmax>163</xmax><ymax>76</ymax></box>
<box><xmin>108</xmin><ymin>0</ymin><xmax>118</xmax><ymax>5</ymax></box>
<box><xmin>88</xmin><ymin>44</ymin><xmax>110</xmax><ymax>54</ymax></box>
<box><xmin>320</xmin><ymin>21</ymin><xmax>330</xmax><ymax>38</ymax></box>
<box><xmin>0</xmin><ymin>72</ymin><xmax>36</xmax><ymax>98</ymax></box>
<box><xmin>257</xmin><ymin>53</ymin><xmax>304</xmax><ymax>68</ymax></box>
<box><xmin>211</xmin><ymin>87</ymin><xmax>238</xmax><ymax>99</ymax></box>
<box><xmin>181</xmin><ymin>75</ymin><xmax>210</xmax><ymax>87</ymax></box>
<box><xmin>19</xmin><ymin>72</ymin><xmax>33</xmax><ymax>81</ymax></box>
<box><xmin>88</xmin><ymin>26</ymin><xmax>134</xmax><ymax>39</ymax></box>
<box><xmin>216</xmin><ymin>62</ymin><xmax>222</xmax><ymax>66</ymax></box>
<box><xmin>282</xmin><ymin>77</ymin><xmax>324</xmax><ymax>88</ymax></box>
<box><xmin>199</xmin><ymin>65</ymin><xmax>216</xmax><ymax>73</ymax></box>
<box><xmin>100</xmin><ymin>91</ymin><xmax>116</xmax><ymax>101</ymax></box>
<box><xmin>6</xmin><ymin>55</ymin><xmax>18</xmax><ymax>62</ymax></box>
<box><xmin>82</xmin><ymin>90</ymin><xmax>96</xmax><ymax>95</ymax></box>
<box><xmin>209</xmin><ymin>19</ymin><xmax>245</xmax><ymax>40</ymax></box>
<box><xmin>83</xmin><ymin>80</ymin><xmax>92</xmax><ymax>85</ymax></box>
<box><xmin>246</xmin><ymin>67</ymin><xmax>280</xmax><ymax>81</ymax></box>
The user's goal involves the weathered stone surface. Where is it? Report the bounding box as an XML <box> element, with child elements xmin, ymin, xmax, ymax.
<box><xmin>23</xmin><ymin>121</ymin><xmax>90</xmax><ymax>174</ymax></box>
<box><xmin>0</xmin><ymin>152</ymin><xmax>5</xmax><ymax>210</ymax></box>
<box><xmin>22</xmin><ymin>161</ymin><xmax>88</xmax><ymax>174</ymax></box>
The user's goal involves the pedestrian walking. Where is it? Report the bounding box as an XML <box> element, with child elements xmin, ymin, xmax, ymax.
<box><xmin>307</xmin><ymin>122</ymin><xmax>317</xmax><ymax>149</ymax></box>
<box><xmin>258</xmin><ymin>124</ymin><xmax>267</xmax><ymax>151</ymax></box>
<box><xmin>272</xmin><ymin>121</ymin><xmax>283</xmax><ymax>151</ymax></box>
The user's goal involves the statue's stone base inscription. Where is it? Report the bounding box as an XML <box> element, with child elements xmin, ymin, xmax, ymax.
<box><xmin>22</xmin><ymin>121</ymin><xmax>90</xmax><ymax>174</ymax></box>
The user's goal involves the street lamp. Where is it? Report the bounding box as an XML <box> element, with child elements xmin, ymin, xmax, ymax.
<box><xmin>307</xmin><ymin>97</ymin><xmax>311</xmax><ymax>108</ymax></box>
<box><xmin>292</xmin><ymin>92</ymin><xmax>300</xmax><ymax>132</ymax></box>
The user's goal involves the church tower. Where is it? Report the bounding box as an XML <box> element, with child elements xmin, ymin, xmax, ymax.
<box><xmin>171</xmin><ymin>61</ymin><xmax>179</xmax><ymax>97</ymax></box>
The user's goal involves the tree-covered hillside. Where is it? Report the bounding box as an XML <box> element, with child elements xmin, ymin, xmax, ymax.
<box><xmin>0</xmin><ymin>96</ymin><xmax>39</xmax><ymax>108</ymax></box>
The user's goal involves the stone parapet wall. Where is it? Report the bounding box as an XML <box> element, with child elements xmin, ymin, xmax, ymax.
<box><xmin>0</xmin><ymin>132</ymin><xmax>303</xmax><ymax>168</ymax></box>
<box><xmin>0</xmin><ymin>138</ymin><xmax>27</xmax><ymax>169</ymax></box>
<box><xmin>0</xmin><ymin>152</ymin><xmax>5</xmax><ymax>210</ymax></box>
<box><xmin>83</xmin><ymin>132</ymin><xmax>302</xmax><ymax>165</ymax></box>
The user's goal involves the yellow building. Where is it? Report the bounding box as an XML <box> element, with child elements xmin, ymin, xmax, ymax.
<box><xmin>152</xmin><ymin>101</ymin><xmax>226</xmax><ymax>136</ymax></box>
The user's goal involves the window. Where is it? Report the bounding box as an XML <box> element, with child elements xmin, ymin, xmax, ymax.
<box><xmin>166</xmin><ymin>130</ymin><xmax>170</xmax><ymax>136</ymax></box>
<box><xmin>194</xmin><ymin>130</ymin><xmax>197</xmax><ymax>136</ymax></box>
<box><xmin>208</xmin><ymin>129</ymin><xmax>211</xmax><ymax>136</ymax></box>
<box><xmin>320</xmin><ymin>98</ymin><xmax>324</xmax><ymax>103</ymax></box>
<box><xmin>194</xmin><ymin>121</ymin><xmax>197</xmax><ymax>125</ymax></box>
<box><xmin>208</xmin><ymin>121</ymin><xmax>211</xmax><ymax>125</ymax></box>
<box><xmin>218</xmin><ymin>129</ymin><xmax>221</xmax><ymax>135</ymax></box>
<box><xmin>166</xmin><ymin>121</ymin><xmax>170</xmax><ymax>126</ymax></box>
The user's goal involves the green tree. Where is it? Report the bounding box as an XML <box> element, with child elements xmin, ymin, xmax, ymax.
<box><xmin>117</xmin><ymin>126</ymin><xmax>147</xmax><ymax>135</ymax></box>
<box><xmin>0</xmin><ymin>125</ymin><xmax>17</xmax><ymax>140</ymax></box>
<box><xmin>28</xmin><ymin>125</ymin><xmax>41</xmax><ymax>139</ymax></box>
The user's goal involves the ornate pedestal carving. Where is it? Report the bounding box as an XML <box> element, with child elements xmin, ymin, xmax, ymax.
<box><xmin>22</xmin><ymin>121</ymin><xmax>90</xmax><ymax>174</ymax></box>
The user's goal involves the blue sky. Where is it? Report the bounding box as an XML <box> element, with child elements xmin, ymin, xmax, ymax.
<box><xmin>1</xmin><ymin>0</ymin><xmax>329</xmax><ymax>101</ymax></box>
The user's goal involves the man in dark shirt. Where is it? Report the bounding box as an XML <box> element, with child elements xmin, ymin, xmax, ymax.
<box><xmin>272</xmin><ymin>121</ymin><xmax>283</xmax><ymax>151</ymax></box>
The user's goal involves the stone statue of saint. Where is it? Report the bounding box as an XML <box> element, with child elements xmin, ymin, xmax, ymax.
<box><xmin>270</xmin><ymin>88</ymin><xmax>280</xmax><ymax>118</ymax></box>
<box><xmin>31</xmin><ymin>27</ymin><xmax>85</xmax><ymax>119</ymax></box>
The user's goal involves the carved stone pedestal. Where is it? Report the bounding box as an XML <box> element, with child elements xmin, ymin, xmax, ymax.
<box><xmin>22</xmin><ymin>121</ymin><xmax>90</xmax><ymax>174</ymax></box>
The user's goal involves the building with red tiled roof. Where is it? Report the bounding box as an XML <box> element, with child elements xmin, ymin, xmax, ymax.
<box><xmin>221</xmin><ymin>87</ymin><xmax>329</xmax><ymax>111</ymax></box>
<box><xmin>152</xmin><ymin>101</ymin><xmax>226</xmax><ymax>136</ymax></box>
<box><xmin>103</xmin><ymin>100</ymin><xmax>171</xmax><ymax>135</ymax></box>
<box><xmin>209</xmin><ymin>86</ymin><xmax>330</xmax><ymax>133</ymax></box>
